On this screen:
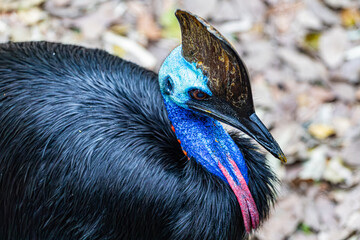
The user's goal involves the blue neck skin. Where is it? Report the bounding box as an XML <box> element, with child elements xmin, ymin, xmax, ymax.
<box><xmin>159</xmin><ymin>46</ymin><xmax>249</xmax><ymax>184</ymax></box>
<box><xmin>164</xmin><ymin>99</ymin><xmax>249</xmax><ymax>184</ymax></box>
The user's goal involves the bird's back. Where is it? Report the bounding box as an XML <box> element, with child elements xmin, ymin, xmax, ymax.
<box><xmin>0</xmin><ymin>42</ymin><xmax>249</xmax><ymax>240</ymax></box>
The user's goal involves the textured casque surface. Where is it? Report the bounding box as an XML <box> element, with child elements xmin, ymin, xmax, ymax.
<box><xmin>175</xmin><ymin>10</ymin><xmax>253</xmax><ymax>114</ymax></box>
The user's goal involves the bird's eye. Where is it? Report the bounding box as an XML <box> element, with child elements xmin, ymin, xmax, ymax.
<box><xmin>189</xmin><ymin>89</ymin><xmax>208</xmax><ymax>100</ymax></box>
<box><xmin>164</xmin><ymin>77</ymin><xmax>173</xmax><ymax>95</ymax></box>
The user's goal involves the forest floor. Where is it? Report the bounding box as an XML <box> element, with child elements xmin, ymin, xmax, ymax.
<box><xmin>1</xmin><ymin>0</ymin><xmax>360</xmax><ymax>239</ymax></box>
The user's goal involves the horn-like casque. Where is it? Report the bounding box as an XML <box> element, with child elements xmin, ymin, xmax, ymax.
<box><xmin>175</xmin><ymin>10</ymin><xmax>253</xmax><ymax>113</ymax></box>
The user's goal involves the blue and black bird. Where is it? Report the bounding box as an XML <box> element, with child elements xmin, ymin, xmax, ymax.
<box><xmin>0</xmin><ymin>10</ymin><xmax>286</xmax><ymax>240</ymax></box>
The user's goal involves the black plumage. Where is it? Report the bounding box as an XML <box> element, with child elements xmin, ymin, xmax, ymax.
<box><xmin>0</xmin><ymin>42</ymin><xmax>277</xmax><ymax>240</ymax></box>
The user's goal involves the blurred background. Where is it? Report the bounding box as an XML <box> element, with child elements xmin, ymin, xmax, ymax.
<box><xmin>0</xmin><ymin>0</ymin><xmax>359</xmax><ymax>239</ymax></box>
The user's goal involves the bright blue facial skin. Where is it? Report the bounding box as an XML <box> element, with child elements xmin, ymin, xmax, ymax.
<box><xmin>158</xmin><ymin>46</ymin><xmax>212</xmax><ymax>109</ymax></box>
<box><xmin>159</xmin><ymin>46</ymin><xmax>249</xmax><ymax>184</ymax></box>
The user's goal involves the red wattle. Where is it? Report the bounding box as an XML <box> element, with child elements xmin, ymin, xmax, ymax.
<box><xmin>217</xmin><ymin>158</ymin><xmax>259</xmax><ymax>233</ymax></box>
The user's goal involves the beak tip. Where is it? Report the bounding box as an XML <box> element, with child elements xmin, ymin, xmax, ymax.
<box><xmin>278</xmin><ymin>153</ymin><xmax>287</xmax><ymax>164</ymax></box>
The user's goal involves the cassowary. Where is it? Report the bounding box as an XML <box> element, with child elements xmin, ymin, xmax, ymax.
<box><xmin>0</xmin><ymin>10</ymin><xmax>285</xmax><ymax>239</ymax></box>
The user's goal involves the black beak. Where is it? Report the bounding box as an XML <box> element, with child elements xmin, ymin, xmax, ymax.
<box><xmin>187</xmin><ymin>98</ymin><xmax>287</xmax><ymax>163</ymax></box>
<box><xmin>231</xmin><ymin>113</ymin><xmax>287</xmax><ymax>163</ymax></box>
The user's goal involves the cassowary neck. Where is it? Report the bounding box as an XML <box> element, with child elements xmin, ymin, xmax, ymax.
<box><xmin>164</xmin><ymin>99</ymin><xmax>249</xmax><ymax>184</ymax></box>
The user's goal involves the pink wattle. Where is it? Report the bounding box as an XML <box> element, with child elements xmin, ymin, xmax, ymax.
<box><xmin>218</xmin><ymin>157</ymin><xmax>260</xmax><ymax>233</ymax></box>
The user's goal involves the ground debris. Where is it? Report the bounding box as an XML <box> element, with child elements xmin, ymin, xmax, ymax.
<box><xmin>1</xmin><ymin>0</ymin><xmax>359</xmax><ymax>238</ymax></box>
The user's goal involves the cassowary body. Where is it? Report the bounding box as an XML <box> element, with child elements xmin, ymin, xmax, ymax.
<box><xmin>0</xmin><ymin>10</ymin><xmax>285</xmax><ymax>240</ymax></box>
<box><xmin>0</xmin><ymin>42</ymin><xmax>276</xmax><ymax>240</ymax></box>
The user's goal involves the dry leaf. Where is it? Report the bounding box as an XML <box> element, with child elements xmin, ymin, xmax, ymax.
<box><xmin>308</xmin><ymin>123</ymin><xmax>335</xmax><ymax>140</ymax></box>
<box><xmin>323</xmin><ymin>157</ymin><xmax>353</xmax><ymax>184</ymax></box>
<box><xmin>319</xmin><ymin>27</ymin><xmax>348</xmax><ymax>69</ymax></box>
<box><xmin>278</xmin><ymin>48</ymin><xmax>327</xmax><ymax>82</ymax></box>
<box><xmin>0</xmin><ymin>0</ymin><xmax>45</xmax><ymax>11</ymax></box>
<box><xmin>356</xmin><ymin>88</ymin><xmax>360</xmax><ymax>101</ymax></box>
<box><xmin>104</xmin><ymin>31</ymin><xmax>157</xmax><ymax>69</ymax></box>
<box><xmin>255</xmin><ymin>194</ymin><xmax>304</xmax><ymax>240</ymax></box>
<box><xmin>300</xmin><ymin>145</ymin><xmax>327</xmax><ymax>181</ymax></box>
<box><xmin>342</xmin><ymin>138</ymin><xmax>360</xmax><ymax>167</ymax></box>
<box><xmin>18</xmin><ymin>7</ymin><xmax>47</xmax><ymax>25</ymax></box>
<box><xmin>303</xmin><ymin>32</ymin><xmax>321</xmax><ymax>51</ymax></box>
<box><xmin>332</xmin><ymin>82</ymin><xmax>356</xmax><ymax>103</ymax></box>
<box><xmin>137</xmin><ymin>12</ymin><xmax>162</xmax><ymax>41</ymax></box>
<box><xmin>341</xmin><ymin>8</ymin><xmax>360</xmax><ymax>28</ymax></box>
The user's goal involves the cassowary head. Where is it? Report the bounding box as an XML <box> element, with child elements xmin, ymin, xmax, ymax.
<box><xmin>159</xmin><ymin>10</ymin><xmax>286</xmax><ymax>232</ymax></box>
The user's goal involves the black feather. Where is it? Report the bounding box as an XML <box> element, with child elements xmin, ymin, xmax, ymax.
<box><xmin>0</xmin><ymin>42</ymin><xmax>277</xmax><ymax>240</ymax></box>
